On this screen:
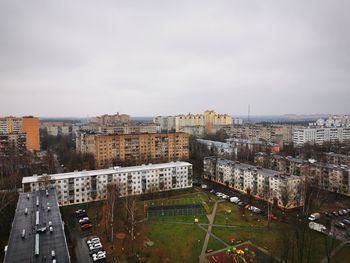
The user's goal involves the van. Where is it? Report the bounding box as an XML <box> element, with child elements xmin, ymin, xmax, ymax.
<box><xmin>24</xmin><ymin>208</ymin><xmax>28</xmax><ymax>215</ymax></box>
<box><xmin>230</xmin><ymin>197</ymin><xmax>240</xmax><ymax>203</ymax></box>
<box><xmin>21</xmin><ymin>229</ymin><xmax>25</xmax><ymax>239</ymax></box>
<box><xmin>51</xmin><ymin>250</ymin><xmax>55</xmax><ymax>258</ymax></box>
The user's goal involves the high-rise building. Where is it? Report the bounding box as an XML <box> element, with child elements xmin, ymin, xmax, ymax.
<box><xmin>0</xmin><ymin>116</ymin><xmax>40</xmax><ymax>151</ymax></box>
<box><xmin>76</xmin><ymin>132</ymin><xmax>189</xmax><ymax>168</ymax></box>
<box><xmin>22</xmin><ymin>117</ymin><xmax>40</xmax><ymax>151</ymax></box>
<box><xmin>175</xmin><ymin>110</ymin><xmax>233</xmax><ymax>135</ymax></box>
<box><xmin>293</xmin><ymin>127</ymin><xmax>350</xmax><ymax>146</ymax></box>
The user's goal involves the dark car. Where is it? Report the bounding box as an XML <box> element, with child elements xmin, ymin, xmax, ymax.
<box><xmin>334</xmin><ymin>222</ymin><xmax>346</xmax><ymax>229</ymax></box>
<box><xmin>81</xmin><ymin>223</ymin><xmax>93</xmax><ymax>229</ymax></box>
<box><xmin>342</xmin><ymin>219</ymin><xmax>350</xmax><ymax>225</ymax></box>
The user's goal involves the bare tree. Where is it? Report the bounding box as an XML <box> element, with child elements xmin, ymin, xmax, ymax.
<box><xmin>106</xmin><ymin>183</ymin><xmax>120</xmax><ymax>242</ymax></box>
<box><xmin>125</xmin><ymin>195</ymin><xmax>138</xmax><ymax>241</ymax></box>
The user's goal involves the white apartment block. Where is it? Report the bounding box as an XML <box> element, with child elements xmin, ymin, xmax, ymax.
<box><xmin>22</xmin><ymin>162</ymin><xmax>193</xmax><ymax>206</ymax></box>
<box><xmin>293</xmin><ymin>127</ymin><xmax>350</xmax><ymax>146</ymax></box>
<box><xmin>153</xmin><ymin>116</ymin><xmax>176</xmax><ymax>132</ymax></box>
<box><xmin>204</xmin><ymin>157</ymin><xmax>304</xmax><ymax>208</ymax></box>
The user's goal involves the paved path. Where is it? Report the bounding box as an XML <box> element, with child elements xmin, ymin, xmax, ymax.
<box><xmin>320</xmin><ymin>240</ymin><xmax>349</xmax><ymax>263</ymax></box>
<box><xmin>199</xmin><ymin>200</ymin><xmax>220</xmax><ymax>263</ymax></box>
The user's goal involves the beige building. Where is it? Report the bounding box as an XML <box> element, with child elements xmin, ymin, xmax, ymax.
<box><xmin>204</xmin><ymin>157</ymin><xmax>304</xmax><ymax>209</ymax></box>
<box><xmin>255</xmin><ymin>153</ymin><xmax>350</xmax><ymax>196</ymax></box>
<box><xmin>222</xmin><ymin>124</ymin><xmax>295</xmax><ymax>145</ymax></box>
<box><xmin>76</xmin><ymin>132</ymin><xmax>189</xmax><ymax>168</ymax></box>
<box><xmin>175</xmin><ymin>110</ymin><xmax>233</xmax><ymax>135</ymax></box>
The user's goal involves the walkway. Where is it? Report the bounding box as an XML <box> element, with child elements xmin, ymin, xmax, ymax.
<box><xmin>199</xmin><ymin>200</ymin><xmax>222</xmax><ymax>263</ymax></box>
<box><xmin>320</xmin><ymin>240</ymin><xmax>350</xmax><ymax>263</ymax></box>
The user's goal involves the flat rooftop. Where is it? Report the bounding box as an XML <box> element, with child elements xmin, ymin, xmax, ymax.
<box><xmin>4</xmin><ymin>189</ymin><xmax>70</xmax><ymax>263</ymax></box>
<box><xmin>22</xmin><ymin>161</ymin><xmax>192</xmax><ymax>184</ymax></box>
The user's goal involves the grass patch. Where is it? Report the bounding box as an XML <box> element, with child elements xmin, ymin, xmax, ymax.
<box><xmin>145</xmin><ymin>222</ymin><xmax>205</xmax><ymax>263</ymax></box>
<box><xmin>332</xmin><ymin>243</ymin><xmax>350</xmax><ymax>263</ymax></box>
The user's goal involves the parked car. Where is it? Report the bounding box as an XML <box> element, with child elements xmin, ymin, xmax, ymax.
<box><xmin>269</xmin><ymin>214</ymin><xmax>278</xmax><ymax>221</ymax></box>
<box><xmin>87</xmin><ymin>237</ymin><xmax>100</xmax><ymax>245</ymax></box>
<box><xmin>230</xmin><ymin>197</ymin><xmax>240</xmax><ymax>203</ymax></box>
<box><xmin>332</xmin><ymin>211</ymin><xmax>339</xmax><ymax>217</ymax></box>
<box><xmin>338</xmin><ymin>210</ymin><xmax>344</xmax><ymax>216</ymax></box>
<box><xmin>89</xmin><ymin>243</ymin><xmax>102</xmax><ymax>251</ymax></box>
<box><xmin>79</xmin><ymin>217</ymin><xmax>90</xmax><ymax>224</ymax></box>
<box><xmin>75</xmin><ymin>209</ymin><xmax>86</xmax><ymax>216</ymax></box>
<box><xmin>81</xmin><ymin>223</ymin><xmax>93</xmax><ymax>230</ymax></box>
<box><xmin>342</xmin><ymin>219</ymin><xmax>350</xmax><ymax>225</ymax></box>
<box><xmin>342</xmin><ymin>209</ymin><xmax>348</xmax><ymax>215</ymax></box>
<box><xmin>308</xmin><ymin>213</ymin><xmax>321</xmax><ymax>221</ymax></box>
<box><xmin>334</xmin><ymin>222</ymin><xmax>346</xmax><ymax>229</ymax></box>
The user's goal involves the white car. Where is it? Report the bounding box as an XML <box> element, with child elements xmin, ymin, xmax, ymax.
<box><xmin>89</xmin><ymin>243</ymin><xmax>102</xmax><ymax>251</ymax></box>
<box><xmin>79</xmin><ymin>217</ymin><xmax>89</xmax><ymax>224</ymax></box>
<box><xmin>230</xmin><ymin>197</ymin><xmax>240</xmax><ymax>203</ymax></box>
<box><xmin>93</xmin><ymin>253</ymin><xmax>106</xmax><ymax>262</ymax></box>
<box><xmin>92</xmin><ymin>251</ymin><xmax>106</xmax><ymax>258</ymax></box>
<box><xmin>216</xmin><ymin>192</ymin><xmax>223</xmax><ymax>197</ymax></box>
<box><xmin>87</xmin><ymin>237</ymin><xmax>100</xmax><ymax>245</ymax></box>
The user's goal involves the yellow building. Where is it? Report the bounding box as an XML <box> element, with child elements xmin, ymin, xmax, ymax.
<box><xmin>175</xmin><ymin>110</ymin><xmax>233</xmax><ymax>134</ymax></box>
<box><xmin>77</xmin><ymin>132</ymin><xmax>189</xmax><ymax>168</ymax></box>
<box><xmin>0</xmin><ymin>116</ymin><xmax>40</xmax><ymax>151</ymax></box>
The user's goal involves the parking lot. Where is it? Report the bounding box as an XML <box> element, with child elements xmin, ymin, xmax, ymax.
<box><xmin>63</xmin><ymin>208</ymin><xmax>107</xmax><ymax>263</ymax></box>
<box><xmin>197</xmin><ymin>178</ymin><xmax>350</xmax><ymax>242</ymax></box>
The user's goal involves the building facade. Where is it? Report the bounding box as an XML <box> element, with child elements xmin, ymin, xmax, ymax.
<box><xmin>0</xmin><ymin>116</ymin><xmax>40</xmax><ymax>151</ymax></box>
<box><xmin>175</xmin><ymin>110</ymin><xmax>233</xmax><ymax>135</ymax></box>
<box><xmin>89</xmin><ymin>113</ymin><xmax>130</xmax><ymax>125</ymax></box>
<box><xmin>222</xmin><ymin>124</ymin><xmax>294</xmax><ymax>145</ymax></box>
<box><xmin>22</xmin><ymin>162</ymin><xmax>193</xmax><ymax>206</ymax></box>
<box><xmin>293</xmin><ymin>127</ymin><xmax>350</xmax><ymax>146</ymax></box>
<box><xmin>204</xmin><ymin>157</ymin><xmax>304</xmax><ymax>209</ymax></box>
<box><xmin>254</xmin><ymin>153</ymin><xmax>350</xmax><ymax>196</ymax></box>
<box><xmin>153</xmin><ymin>116</ymin><xmax>176</xmax><ymax>132</ymax></box>
<box><xmin>76</xmin><ymin>132</ymin><xmax>189</xmax><ymax>168</ymax></box>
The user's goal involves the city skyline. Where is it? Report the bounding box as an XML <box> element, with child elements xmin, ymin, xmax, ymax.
<box><xmin>1</xmin><ymin>1</ymin><xmax>349</xmax><ymax>117</ymax></box>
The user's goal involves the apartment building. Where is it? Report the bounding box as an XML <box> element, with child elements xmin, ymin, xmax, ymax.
<box><xmin>153</xmin><ymin>116</ymin><xmax>176</xmax><ymax>132</ymax></box>
<box><xmin>204</xmin><ymin>157</ymin><xmax>304</xmax><ymax>209</ymax></box>
<box><xmin>175</xmin><ymin>110</ymin><xmax>233</xmax><ymax>135</ymax></box>
<box><xmin>0</xmin><ymin>116</ymin><xmax>40</xmax><ymax>151</ymax></box>
<box><xmin>89</xmin><ymin>113</ymin><xmax>130</xmax><ymax>125</ymax></box>
<box><xmin>254</xmin><ymin>153</ymin><xmax>350</xmax><ymax>196</ymax></box>
<box><xmin>222</xmin><ymin>124</ymin><xmax>294</xmax><ymax>145</ymax></box>
<box><xmin>325</xmin><ymin>152</ymin><xmax>350</xmax><ymax>166</ymax></box>
<box><xmin>22</xmin><ymin>162</ymin><xmax>193</xmax><ymax>206</ymax></box>
<box><xmin>293</xmin><ymin>127</ymin><xmax>350</xmax><ymax>146</ymax></box>
<box><xmin>4</xmin><ymin>190</ymin><xmax>70</xmax><ymax>263</ymax></box>
<box><xmin>0</xmin><ymin>133</ymin><xmax>27</xmax><ymax>156</ymax></box>
<box><xmin>97</xmin><ymin>123</ymin><xmax>159</xmax><ymax>134</ymax></box>
<box><xmin>76</xmin><ymin>132</ymin><xmax>189</xmax><ymax>168</ymax></box>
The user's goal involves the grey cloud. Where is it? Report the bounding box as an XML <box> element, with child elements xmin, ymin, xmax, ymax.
<box><xmin>0</xmin><ymin>0</ymin><xmax>349</xmax><ymax>117</ymax></box>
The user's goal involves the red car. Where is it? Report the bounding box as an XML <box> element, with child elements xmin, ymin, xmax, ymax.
<box><xmin>269</xmin><ymin>214</ymin><xmax>278</xmax><ymax>220</ymax></box>
<box><xmin>81</xmin><ymin>223</ymin><xmax>93</xmax><ymax>229</ymax></box>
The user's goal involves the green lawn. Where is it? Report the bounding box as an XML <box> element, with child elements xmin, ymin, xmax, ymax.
<box><xmin>332</xmin><ymin>243</ymin><xmax>350</xmax><ymax>263</ymax></box>
<box><xmin>145</xmin><ymin>222</ymin><xmax>206</xmax><ymax>263</ymax></box>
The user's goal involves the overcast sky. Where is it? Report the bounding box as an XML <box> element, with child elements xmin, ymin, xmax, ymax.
<box><xmin>0</xmin><ymin>1</ymin><xmax>349</xmax><ymax>117</ymax></box>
